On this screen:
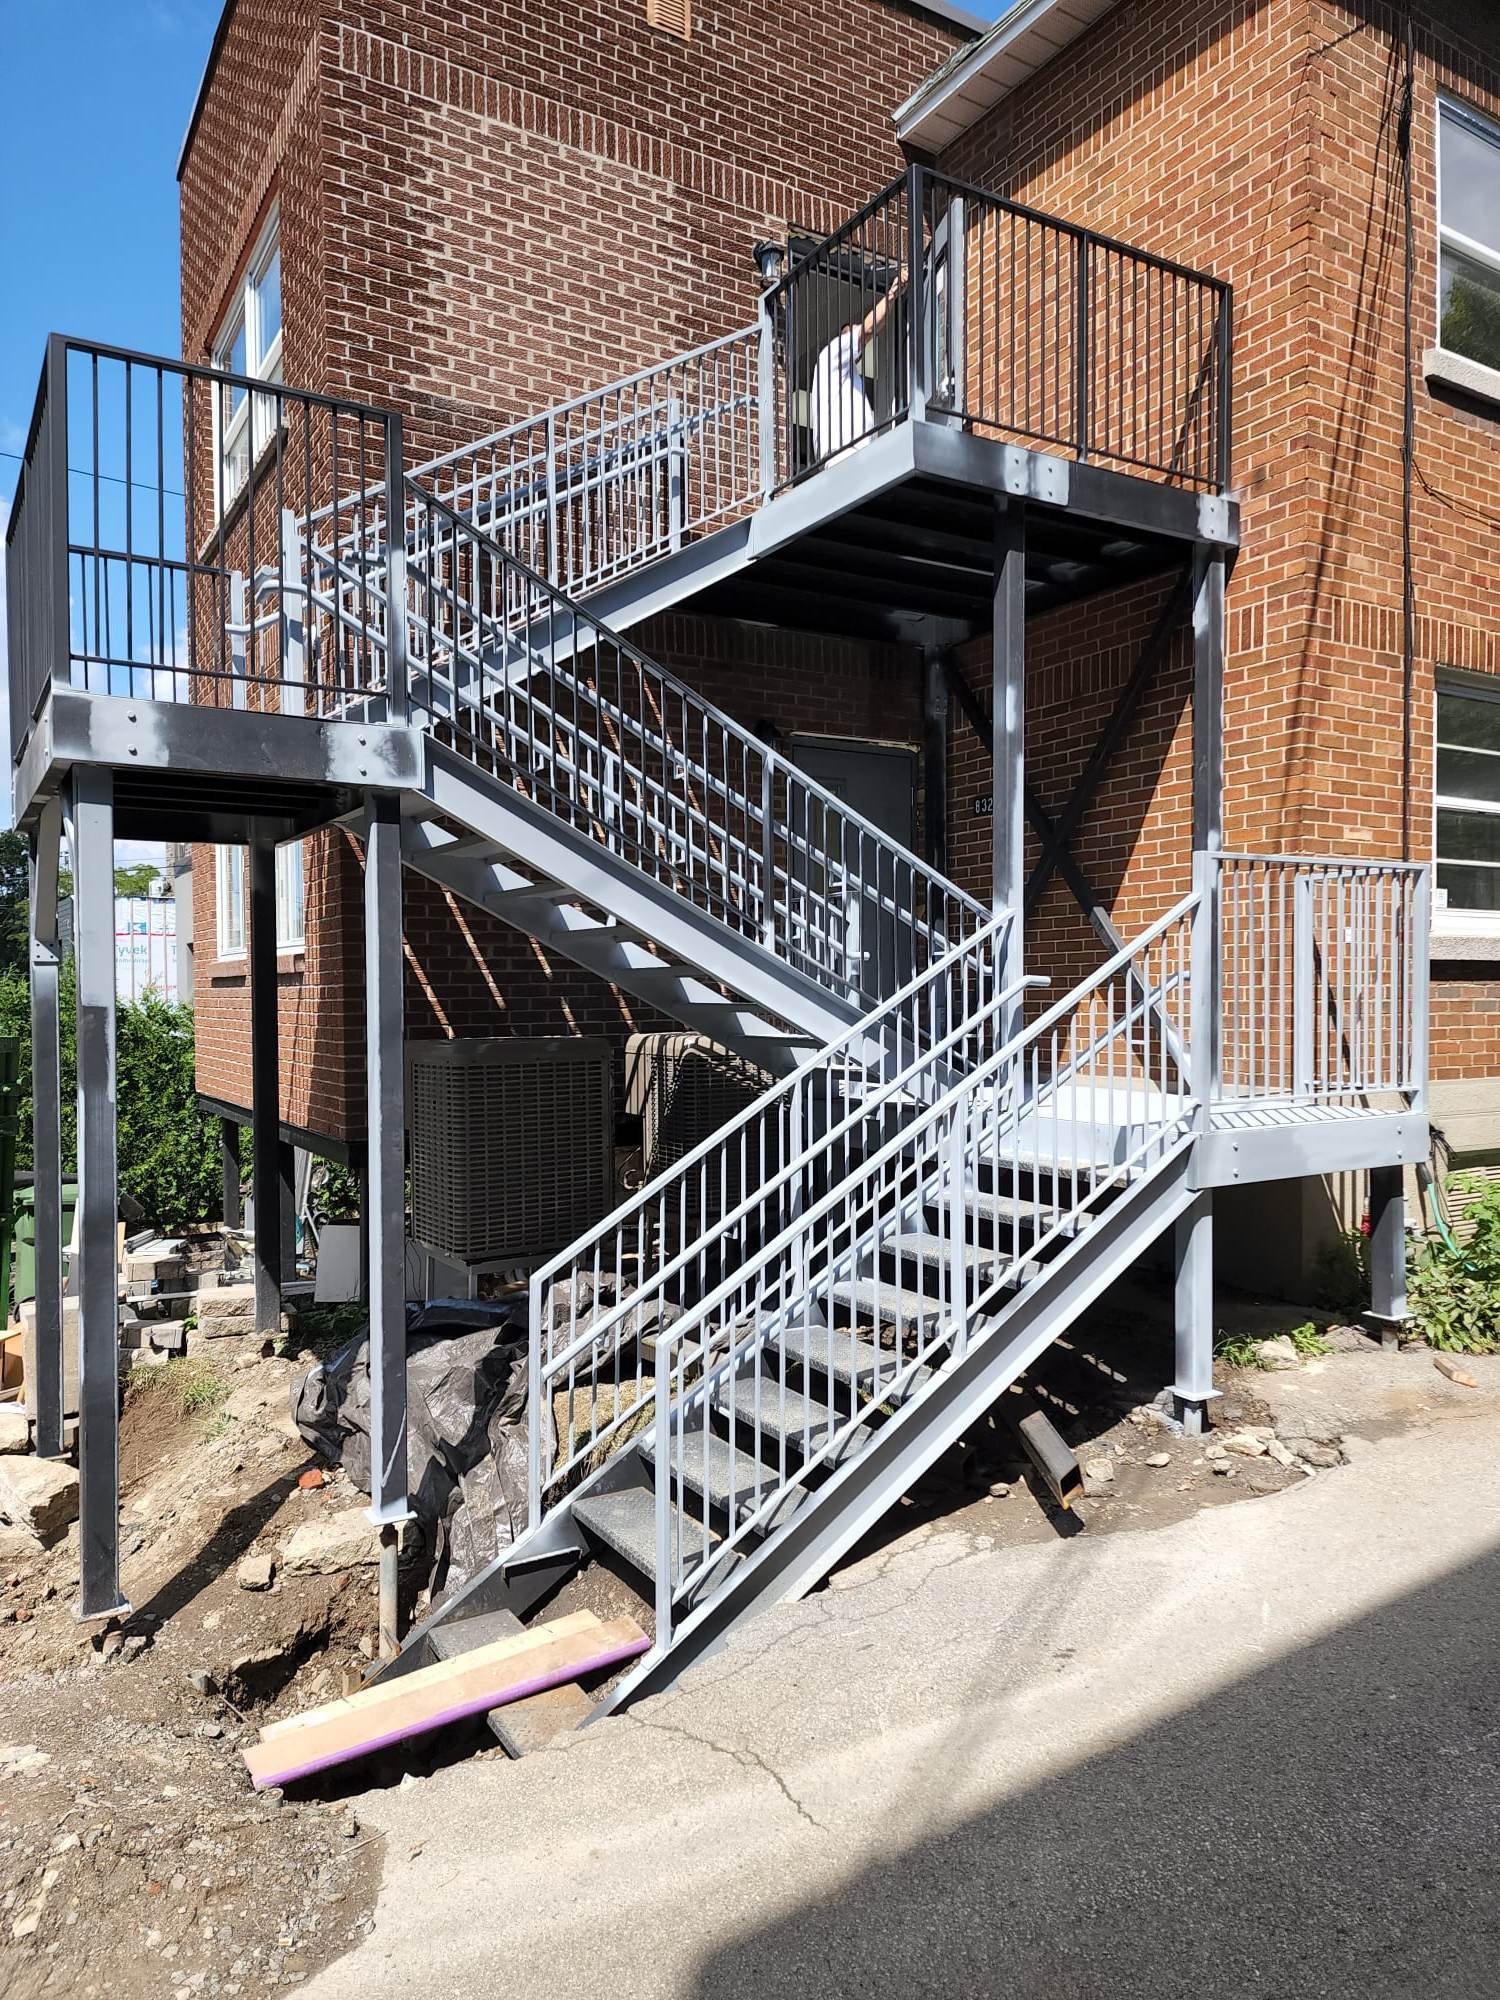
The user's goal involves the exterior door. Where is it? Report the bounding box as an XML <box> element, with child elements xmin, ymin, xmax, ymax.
<box><xmin>791</xmin><ymin>736</ymin><xmax>918</xmax><ymax>1001</ymax></box>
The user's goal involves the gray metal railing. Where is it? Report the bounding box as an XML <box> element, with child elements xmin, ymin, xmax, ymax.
<box><xmin>637</xmin><ymin>893</ymin><xmax>1199</xmax><ymax>1653</ymax></box>
<box><xmin>1214</xmin><ymin>853</ymin><xmax>1429</xmax><ymax>1109</ymax></box>
<box><xmin>400</xmin><ymin>480</ymin><xmax>992</xmax><ymax>1003</ymax></box>
<box><xmin>529</xmin><ymin>912</ymin><xmax>1018</xmax><ymax>1507</ymax></box>
<box><xmin>765</xmin><ymin>168</ymin><xmax>1233</xmax><ymax>495</ymax></box>
<box><xmin>4</xmin><ymin>336</ymin><xmax>403</xmax><ymax>762</ymax></box>
<box><xmin>409</xmin><ymin>327</ymin><xmax>761</xmax><ymax>594</ymax></box>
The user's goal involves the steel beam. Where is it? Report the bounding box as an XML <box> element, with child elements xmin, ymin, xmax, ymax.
<box><xmin>219</xmin><ymin>1116</ymin><xmax>242</xmax><ymax>1229</ymax></box>
<box><xmin>1366</xmin><ymin>1165</ymin><xmax>1410</xmax><ymax>1347</ymax></box>
<box><xmin>993</xmin><ymin>502</ymin><xmax>1025</xmax><ymax>1032</ymax></box>
<box><xmin>69</xmin><ymin>768</ymin><xmax>128</xmax><ymax>1619</ymax></box>
<box><xmin>364</xmin><ymin>796</ymin><xmax>410</xmax><ymax>1533</ymax></box>
<box><xmin>28</xmin><ymin>797</ymin><xmax>65</xmax><ymax>1459</ymax></box>
<box><xmin>249</xmin><ymin>841</ymin><xmax>282</xmax><ymax>1334</ymax></box>
<box><xmin>1172</xmin><ymin>1190</ymin><xmax>1217</xmax><ymax>1434</ymax></box>
<box><xmin>1024</xmin><ymin>565</ymin><xmax>1193</xmax><ymax>917</ymax></box>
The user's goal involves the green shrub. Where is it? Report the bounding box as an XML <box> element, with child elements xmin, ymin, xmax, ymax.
<box><xmin>1408</xmin><ymin>1175</ymin><xmax>1500</xmax><ymax>1355</ymax></box>
<box><xmin>0</xmin><ymin>967</ymin><xmax>223</xmax><ymax>1231</ymax></box>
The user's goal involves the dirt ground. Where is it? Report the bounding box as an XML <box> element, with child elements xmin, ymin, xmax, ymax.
<box><xmin>2</xmin><ymin>1284</ymin><xmax>1495</xmax><ymax>1998</ymax></box>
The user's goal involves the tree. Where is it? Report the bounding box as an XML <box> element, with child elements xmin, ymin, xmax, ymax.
<box><xmin>113</xmin><ymin>863</ymin><xmax>161</xmax><ymax>899</ymax></box>
<box><xmin>0</xmin><ymin>968</ymin><xmax>221</xmax><ymax>1230</ymax></box>
<box><xmin>0</xmin><ymin>831</ymin><xmax>30</xmax><ymax>981</ymax></box>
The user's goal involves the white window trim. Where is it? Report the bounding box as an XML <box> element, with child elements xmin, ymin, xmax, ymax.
<box><xmin>275</xmin><ymin>840</ymin><xmax>306</xmax><ymax>952</ymax></box>
<box><xmin>215</xmin><ymin>845</ymin><xmax>246</xmax><ymax>959</ymax></box>
<box><xmin>1433</xmin><ymin>672</ymin><xmax>1500</xmax><ymax>938</ymax></box>
<box><xmin>213</xmin><ymin>209</ymin><xmax>283</xmax><ymax>512</ymax></box>
<box><xmin>1433</xmin><ymin>95</ymin><xmax>1500</xmax><ymax>402</ymax></box>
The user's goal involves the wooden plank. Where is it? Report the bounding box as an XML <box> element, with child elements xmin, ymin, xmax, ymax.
<box><xmin>242</xmin><ymin>1615</ymin><xmax>649</xmax><ymax>1789</ymax></box>
<box><xmin>256</xmin><ymin>1609</ymin><xmax>603</xmax><ymax>1745</ymax></box>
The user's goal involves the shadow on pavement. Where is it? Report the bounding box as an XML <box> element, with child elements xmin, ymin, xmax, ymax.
<box><xmin>692</xmin><ymin>1545</ymin><xmax>1500</xmax><ymax>1998</ymax></box>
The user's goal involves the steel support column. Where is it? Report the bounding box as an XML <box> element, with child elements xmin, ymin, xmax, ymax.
<box><xmin>993</xmin><ymin>502</ymin><xmax>1025</xmax><ymax>1032</ymax></box>
<box><xmin>1172</xmin><ymin>1190</ymin><xmax>1217</xmax><ymax>1434</ymax></box>
<box><xmin>28</xmin><ymin>798</ymin><xmax>65</xmax><ymax>1459</ymax></box>
<box><xmin>922</xmin><ymin>649</ymin><xmax>949</xmax><ymax>874</ymax></box>
<box><xmin>219</xmin><ymin>1117</ymin><xmax>242</xmax><ymax>1230</ymax></box>
<box><xmin>364</xmin><ymin>797</ymin><xmax>410</xmax><ymax>1653</ymax></box>
<box><xmin>1366</xmin><ymin>1165</ymin><xmax>1410</xmax><ymax>1347</ymax></box>
<box><xmin>249</xmin><ymin>841</ymin><xmax>282</xmax><ymax>1335</ymax></box>
<box><xmin>1192</xmin><ymin>544</ymin><xmax>1226</xmax><ymax>855</ymax></box>
<box><xmin>70</xmin><ymin>769</ymin><xmax>127</xmax><ymax>1619</ymax></box>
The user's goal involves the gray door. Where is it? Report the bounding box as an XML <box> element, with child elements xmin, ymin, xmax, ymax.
<box><xmin>791</xmin><ymin>737</ymin><xmax>918</xmax><ymax>1001</ymax></box>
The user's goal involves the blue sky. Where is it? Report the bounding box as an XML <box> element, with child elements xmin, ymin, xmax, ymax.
<box><xmin>0</xmin><ymin>2</ymin><xmax>222</xmax><ymax>509</ymax></box>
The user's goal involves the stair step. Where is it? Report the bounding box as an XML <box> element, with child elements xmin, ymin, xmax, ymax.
<box><xmin>426</xmin><ymin>1605</ymin><xmax>593</xmax><ymax>1758</ymax></box>
<box><xmin>962</xmin><ymin>1192</ymin><xmax>1081</xmax><ymax>1236</ymax></box>
<box><xmin>573</xmin><ymin>1485</ymin><xmax>730</xmax><ymax>1585</ymax></box>
<box><xmin>713</xmin><ymin>1373</ymin><xmax>871</xmax><ymax>1465</ymax></box>
<box><xmin>885</xmin><ymin>1231</ymin><xmax>1012</xmax><ymax>1278</ymax></box>
<box><xmin>773</xmin><ymin>1322</ymin><xmax>932</xmax><ymax>1404</ymax></box>
<box><xmin>830</xmin><ymin>1278</ymin><xmax>947</xmax><ymax>1330</ymax></box>
<box><xmin>648</xmin><ymin>1425</ymin><xmax>805</xmax><ymax>1531</ymax></box>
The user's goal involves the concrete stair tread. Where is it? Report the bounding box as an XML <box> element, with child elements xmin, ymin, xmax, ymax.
<box><xmin>573</xmin><ymin>1484</ymin><xmax>730</xmax><ymax>1584</ymax></box>
<box><xmin>713</xmin><ymin>1373</ymin><xmax>871</xmax><ymax>1462</ymax></box>
<box><xmin>773</xmin><ymin>1322</ymin><xmax>932</xmax><ymax>1402</ymax></box>
<box><xmin>830</xmin><ymin>1277</ymin><xmax>948</xmax><ymax>1327</ymax></box>
<box><xmin>651</xmin><ymin>1425</ymin><xmax>806</xmax><ymax>1530</ymax></box>
<box><xmin>886</xmin><ymin>1230</ymin><xmax>1013</xmax><ymax>1276</ymax></box>
<box><xmin>428</xmin><ymin>1606</ymin><xmax>592</xmax><ymax>1757</ymax></box>
<box><xmin>962</xmin><ymin>1192</ymin><xmax>1080</xmax><ymax>1235</ymax></box>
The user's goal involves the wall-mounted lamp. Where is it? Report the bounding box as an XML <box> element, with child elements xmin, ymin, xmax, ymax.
<box><xmin>753</xmin><ymin>240</ymin><xmax>786</xmax><ymax>289</ymax></box>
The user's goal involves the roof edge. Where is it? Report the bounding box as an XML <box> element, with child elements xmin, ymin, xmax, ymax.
<box><xmin>895</xmin><ymin>0</ymin><xmax>1116</xmax><ymax>151</ymax></box>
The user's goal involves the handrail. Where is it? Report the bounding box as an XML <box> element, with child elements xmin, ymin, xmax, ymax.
<box><xmin>401</xmin><ymin>477</ymin><xmax>992</xmax><ymax>990</ymax></box>
<box><xmin>409</xmin><ymin>324</ymin><xmax>760</xmax><ymax>486</ymax></box>
<box><xmin>637</xmin><ymin>892</ymin><xmax>1200</xmax><ymax>1646</ymax></box>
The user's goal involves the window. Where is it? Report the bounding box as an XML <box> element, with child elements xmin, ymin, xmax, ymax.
<box><xmin>1438</xmin><ymin>99</ymin><xmax>1500</xmax><ymax>376</ymax></box>
<box><xmin>213</xmin><ymin>211</ymin><xmax>283</xmax><ymax>507</ymax></box>
<box><xmin>215</xmin><ymin>845</ymin><xmax>246</xmax><ymax>958</ymax></box>
<box><xmin>213</xmin><ymin>840</ymin><xmax>304</xmax><ymax>954</ymax></box>
<box><xmin>1435</xmin><ymin>678</ymin><xmax>1500</xmax><ymax>921</ymax></box>
<box><xmin>275</xmin><ymin>840</ymin><xmax>305</xmax><ymax>951</ymax></box>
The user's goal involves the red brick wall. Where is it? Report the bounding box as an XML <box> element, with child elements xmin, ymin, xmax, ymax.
<box><xmin>938</xmin><ymin>0</ymin><xmax>1500</xmax><ymax>1082</ymax></box>
<box><xmin>179</xmin><ymin>0</ymin><xmax>967</xmax><ymax>1137</ymax></box>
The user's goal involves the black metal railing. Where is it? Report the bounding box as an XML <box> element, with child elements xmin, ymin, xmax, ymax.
<box><xmin>4</xmin><ymin>335</ymin><xmax>406</xmax><ymax>765</ymax></box>
<box><xmin>764</xmin><ymin>167</ymin><xmax>1232</xmax><ymax>496</ymax></box>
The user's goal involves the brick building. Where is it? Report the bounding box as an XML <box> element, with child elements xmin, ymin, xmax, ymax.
<box><xmin>894</xmin><ymin>0</ymin><xmax>1500</xmax><ymax>1280</ymax></box>
<box><xmin>176</xmin><ymin>0</ymin><xmax>978</xmax><ymax>1151</ymax></box>
<box><xmin>175</xmin><ymin>0</ymin><xmax>1497</xmax><ymax>1281</ymax></box>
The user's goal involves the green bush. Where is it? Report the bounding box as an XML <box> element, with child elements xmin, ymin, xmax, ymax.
<box><xmin>0</xmin><ymin>967</ymin><xmax>223</xmax><ymax>1231</ymax></box>
<box><xmin>1408</xmin><ymin>1175</ymin><xmax>1500</xmax><ymax>1355</ymax></box>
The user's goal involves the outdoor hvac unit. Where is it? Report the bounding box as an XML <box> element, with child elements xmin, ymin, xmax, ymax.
<box><xmin>407</xmin><ymin>1038</ymin><xmax>614</xmax><ymax>1272</ymax></box>
<box><xmin>625</xmin><ymin>1033</ymin><xmax>773</xmax><ymax>1227</ymax></box>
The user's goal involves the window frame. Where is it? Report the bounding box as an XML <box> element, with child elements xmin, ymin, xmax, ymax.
<box><xmin>1434</xmin><ymin>671</ymin><xmax>1500</xmax><ymax>934</ymax></box>
<box><xmin>1434</xmin><ymin>94</ymin><xmax>1500</xmax><ymax>387</ymax></box>
<box><xmin>215</xmin><ymin>845</ymin><xmax>246</xmax><ymax>959</ymax></box>
<box><xmin>275</xmin><ymin>839</ymin><xmax>306</xmax><ymax>952</ymax></box>
<box><xmin>212</xmin><ymin>209</ymin><xmax>284</xmax><ymax>511</ymax></box>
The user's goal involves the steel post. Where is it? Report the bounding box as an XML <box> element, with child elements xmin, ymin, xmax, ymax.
<box><xmin>1366</xmin><ymin>1165</ymin><xmax>1410</xmax><ymax>1347</ymax></box>
<box><xmin>1172</xmin><ymin>1190</ymin><xmax>1217</xmax><ymax>1435</ymax></box>
<box><xmin>219</xmin><ymin>1116</ymin><xmax>242</xmax><ymax>1229</ymax></box>
<box><xmin>70</xmin><ymin>768</ymin><xmax>127</xmax><ymax>1619</ymax></box>
<box><xmin>364</xmin><ymin>797</ymin><xmax>409</xmax><ymax>1530</ymax></box>
<box><xmin>28</xmin><ymin>798</ymin><xmax>65</xmax><ymax>1458</ymax></box>
<box><xmin>993</xmin><ymin>503</ymin><xmax>1026</xmax><ymax>1038</ymax></box>
<box><xmin>249</xmin><ymin>841</ymin><xmax>282</xmax><ymax>1335</ymax></box>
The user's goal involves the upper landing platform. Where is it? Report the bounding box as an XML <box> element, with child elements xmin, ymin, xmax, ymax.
<box><xmin>582</xmin><ymin>415</ymin><xmax>1240</xmax><ymax>648</ymax></box>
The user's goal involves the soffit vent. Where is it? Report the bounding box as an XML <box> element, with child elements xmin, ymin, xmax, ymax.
<box><xmin>647</xmin><ymin>0</ymin><xmax>693</xmax><ymax>39</ymax></box>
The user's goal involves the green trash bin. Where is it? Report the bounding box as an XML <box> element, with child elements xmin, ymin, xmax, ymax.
<box><xmin>11</xmin><ymin>1182</ymin><xmax>80</xmax><ymax>1318</ymax></box>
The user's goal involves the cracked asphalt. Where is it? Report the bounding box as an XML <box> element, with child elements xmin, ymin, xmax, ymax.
<box><xmin>301</xmin><ymin>1409</ymin><xmax>1500</xmax><ymax>1999</ymax></box>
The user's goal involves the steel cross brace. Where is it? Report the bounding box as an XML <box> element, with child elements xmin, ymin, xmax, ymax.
<box><xmin>942</xmin><ymin>642</ymin><xmax>1189</xmax><ymax>1073</ymax></box>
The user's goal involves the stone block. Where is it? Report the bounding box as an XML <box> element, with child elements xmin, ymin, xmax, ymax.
<box><xmin>0</xmin><ymin>1455</ymin><xmax>80</xmax><ymax>1542</ymax></box>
